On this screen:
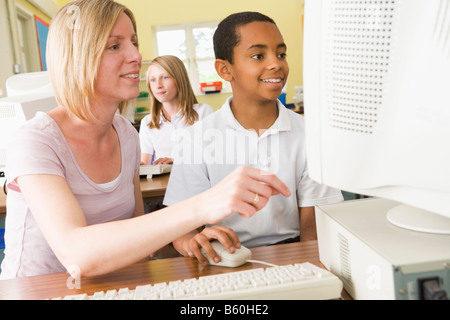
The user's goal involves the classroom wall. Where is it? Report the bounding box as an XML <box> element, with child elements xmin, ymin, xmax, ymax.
<box><xmin>15</xmin><ymin>0</ymin><xmax>53</xmax><ymax>23</ymax></box>
<box><xmin>0</xmin><ymin>0</ymin><xmax>53</xmax><ymax>95</ymax></box>
<box><xmin>56</xmin><ymin>0</ymin><xmax>305</xmax><ymax>110</ymax></box>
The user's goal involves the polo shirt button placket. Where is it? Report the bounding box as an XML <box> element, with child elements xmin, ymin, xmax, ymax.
<box><xmin>257</xmin><ymin>137</ymin><xmax>271</xmax><ymax>170</ymax></box>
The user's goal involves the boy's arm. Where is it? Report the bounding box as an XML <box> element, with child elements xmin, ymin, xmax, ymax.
<box><xmin>299</xmin><ymin>206</ymin><xmax>317</xmax><ymax>241</ymax></box>
<box><xmin>172</xmin><ymin>230</ymin><xmax>200</xmax><ymax>257</ymax></box>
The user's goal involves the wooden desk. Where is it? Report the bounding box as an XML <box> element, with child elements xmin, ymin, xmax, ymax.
<box><xmin>140</xmin><ymin>173</ymin><xmax>169</xmax><ymax>203</ymax></box>
<box><xmin>0</xmin><ymin>174</ymin><xmax>170</xmax><ymax>217</ymax></box>
<box><xmin>0</xmin><ymin>241</ymin><xmax>349</xmax><ymax>300</ymax></box>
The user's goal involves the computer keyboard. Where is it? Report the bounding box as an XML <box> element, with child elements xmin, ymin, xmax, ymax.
<box><xmin>139</xmin><ymin>164</ymin><xmax>172</xmax><ymax>178</ymax></box>
<box><xmin>55</xmin><ymin>262</ymin><xmax>343</xmax><ymax>300</ymax></box>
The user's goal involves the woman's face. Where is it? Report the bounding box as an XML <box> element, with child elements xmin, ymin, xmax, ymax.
<box><xmin>95</xmin><ymin>12</ymin><xmax>142</xmax><ymax>107</ymax></box>
<box><xmin>147</xmin><ymin>64</ymin><xmax>178</xmax><ymax>105</ymax></box>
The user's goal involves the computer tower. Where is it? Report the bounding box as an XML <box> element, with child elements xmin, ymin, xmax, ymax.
<box><xmin>315</xmin><ymin>198</ymin><xmax>450</xmax><ymax>300</ymax></box>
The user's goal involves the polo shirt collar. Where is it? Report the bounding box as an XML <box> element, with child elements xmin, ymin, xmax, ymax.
<box><xmin>221</xmin><ymin>96</ymin><xmax>292</xmax><ymax>135</ymax></box>
<box><xmin>158</xmin><ymin>109</ymin><xmax>181</xmax><ymax>125</ymax></box>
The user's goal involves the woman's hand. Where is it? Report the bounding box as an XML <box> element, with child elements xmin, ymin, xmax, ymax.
<box><xmin>196</xmin><ymin>166</ymin><xmax>291</xmax><ymax>226</ymax></box>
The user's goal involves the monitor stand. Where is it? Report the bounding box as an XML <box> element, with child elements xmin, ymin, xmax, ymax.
<box><xmin>386</xmin><ymin>204</ymin><xmax>450</xmax><ymax>235</ymax></box>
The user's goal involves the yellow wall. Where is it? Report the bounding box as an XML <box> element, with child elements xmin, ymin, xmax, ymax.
<box><xmin>57</xmin><ymin>0</ymin><xmax>305</xmax><ymax>110</ymax></box>
<box><xmin>15</xmin><ymin>0</ymin><xmax>52</xmax><ymax>23</ymax></box>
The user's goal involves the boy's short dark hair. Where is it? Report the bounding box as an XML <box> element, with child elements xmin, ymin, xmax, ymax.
<box><xmin>213</xmin><ymin>11</ymin><xmax>276</xmax><ymax>64</ymax></box>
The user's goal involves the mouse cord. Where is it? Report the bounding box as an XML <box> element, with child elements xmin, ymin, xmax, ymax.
<box><xmin>245</xmin><ymin>259</ymin><xmax>278</xmax><ymax>268</ymax></box>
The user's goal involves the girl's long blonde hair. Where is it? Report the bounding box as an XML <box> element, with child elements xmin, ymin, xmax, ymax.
<box><xmin>146</xmin><ymin>55</ymin><xmax>199</xmax><ymax>129</ymax></box>
<box><xmin>46</xmin><ymin>0</ymin><xmax>137</xmax><ymax>122</ymax></box>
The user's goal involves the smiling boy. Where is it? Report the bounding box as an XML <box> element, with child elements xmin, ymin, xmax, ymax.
<box><xmin>164</xmin><ymin>12</ymin><xmax>343</xmax><ymax>264</ymax></box>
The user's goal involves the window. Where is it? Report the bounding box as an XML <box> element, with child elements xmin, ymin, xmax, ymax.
<box><xmin>14</xmin><ymin>4</ymin><xmax>41</xmax><ymax>74</ymax></box>
<box><xmin>154</xmin><ymin>23</ymin><xmax>230</xmax><ymax>95</ymax></box>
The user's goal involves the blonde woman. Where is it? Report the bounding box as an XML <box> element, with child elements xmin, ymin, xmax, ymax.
<box><xmin>0</xmin><ymin>0</ymin><xmax>290</xmax><ymax>279</ymax></box>
<box><xmin>139</xmin><ymin>55</ymin><xmax>213</xmax><ymax>165</ymax></box>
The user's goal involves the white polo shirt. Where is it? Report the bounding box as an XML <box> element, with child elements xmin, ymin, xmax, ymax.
<box><xmin>139</xmin><ymin>103</ymin><xmax>213</xmax><ymax>160</ymax></box>
<box><xmin>164</xmin><ymin>97</ymin><xmax>343</xmax><ymax>247</ymax></box>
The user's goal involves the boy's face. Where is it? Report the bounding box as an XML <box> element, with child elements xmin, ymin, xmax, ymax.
<box><xmin>227</xmin><ymin>21</ymin><xmax>289</xmax><ymax>104</ymax></box>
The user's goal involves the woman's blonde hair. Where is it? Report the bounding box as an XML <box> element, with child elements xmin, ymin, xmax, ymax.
<box><xmin>146</xmin><ymin>55</ymin><xmax>199</xmax><ymax>129</ymax></box>
<box><xmin>46</xmin><ymin>0</ymin><xmax>137</xmax><ymax>122</ymax></box>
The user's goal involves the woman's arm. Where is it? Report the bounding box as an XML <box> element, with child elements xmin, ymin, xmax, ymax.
<box><xmin>18</xmin><ymin>173</ymin><xmax>165</xmax><ymax>277</ymax></box>
<box><xmin>18</xmin><ymin>166</ymin><xmax>290</xmax><ymax>277</ymax></box>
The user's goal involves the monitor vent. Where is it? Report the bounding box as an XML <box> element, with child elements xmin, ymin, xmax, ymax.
<box><xmin>0</xmin><ymin>104</ymin><xmax>16</xmax><ymax>119</ymax></box>
<box><xmin>326</xmin><ymin>0</ymin><xmax>397</xmax><ymax>135</ymax></box>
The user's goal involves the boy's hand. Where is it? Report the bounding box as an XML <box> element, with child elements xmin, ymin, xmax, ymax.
<box><xmin>153</xmin><ymin>157</ymin><xmax>173</xmax><ymax>164</ymax></box>
<box><xmin>183</xmin><ymin>225</ymin><xmax>240</xmax><ymax>265</ymax></box>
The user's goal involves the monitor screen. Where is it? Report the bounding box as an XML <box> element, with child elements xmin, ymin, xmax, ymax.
<box><xmin>303</xmin><ymin>0</ymin><xmax>450</xmax><ymax>234</ymax></box>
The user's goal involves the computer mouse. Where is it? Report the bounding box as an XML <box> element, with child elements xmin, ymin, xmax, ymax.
<box><xmin>201</xmin><ymin>240</ymin><xmax>252</xmax><ymax>268</ymax></box>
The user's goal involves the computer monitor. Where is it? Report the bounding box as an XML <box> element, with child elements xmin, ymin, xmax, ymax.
<box><xmin>5</xmin><ymin>71</ymin><xmax>53</xmax><ymax>97</ymax></box>
<box><xmin>0</xmin><ymin>72</ymin><xmax>58</xmax><ymax>186</ymax></box>
<box><xmin>303</xmin><ymin>0</ymin><xmax>450</xmax><ymax>234</ymax></box>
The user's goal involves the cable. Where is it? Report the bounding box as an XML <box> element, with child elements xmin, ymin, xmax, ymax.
<box><xmin>246</xmin><ymin>259</ymin><xmax>279</xmax><ymax>268</ymax></box>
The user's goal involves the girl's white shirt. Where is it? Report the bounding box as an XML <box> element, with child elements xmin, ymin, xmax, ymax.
<box><xmin>139</xmin><ymin>103</ymin><xmax>213</xmax><ymax>160</ymax></box>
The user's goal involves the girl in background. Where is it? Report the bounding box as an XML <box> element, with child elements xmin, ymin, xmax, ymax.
<box><xmin>139</xmin><ymin>55</ymin><xmax>213</xmax><ymax>165</ymax></box>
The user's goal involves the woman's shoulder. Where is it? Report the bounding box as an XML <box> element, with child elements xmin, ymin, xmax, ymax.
<box><xmin>15</xmin><ymin>112</ymin><xmax>61</xmax><ymax>142</ymax></box>
<box><xmin>114</xmin><ymin>113</ymin><xmax>136</xmax><ymax>127</ymax></box>
<box><xmin>114</xmin><ymin>113</ymin><xmax>140</xmax><ymax>138</ymax></box>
